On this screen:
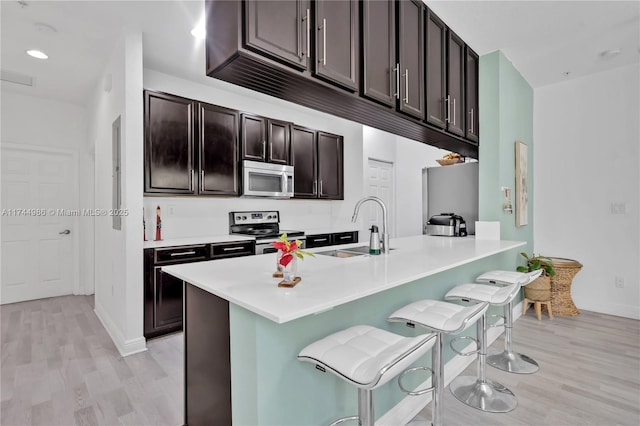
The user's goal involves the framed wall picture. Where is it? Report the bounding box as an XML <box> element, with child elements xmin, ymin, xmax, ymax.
<box><xmin>515</xmin><ymin>141</ymin><xmax>528</xmax><ymax>227</ymax></box>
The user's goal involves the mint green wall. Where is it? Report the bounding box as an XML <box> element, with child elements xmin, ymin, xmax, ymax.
<box><xmin>227</xmin><ymin>50</ymin><xmax>536</xmax><ymax>425</ymax></box>
<box><xmin>479</xmin><ymin>50</ymin><xmax>534</xmax><ymax>256</ymax></box>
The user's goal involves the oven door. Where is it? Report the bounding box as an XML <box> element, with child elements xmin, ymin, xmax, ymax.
<box><xmin>243</xmin><ymin>160</ymin><xmax>294</xmax><ymax>198</ymax></box>
<box><xmin>255</xmin><ymin>237</ymin><xmax>306</xmax><ymax>255</ymax></box>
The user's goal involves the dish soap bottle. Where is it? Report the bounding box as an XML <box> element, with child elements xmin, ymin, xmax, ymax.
<box><xmin>369</xmin><ymin>225</ymin><xmax>381</xmax><ymax>255</ymax></box>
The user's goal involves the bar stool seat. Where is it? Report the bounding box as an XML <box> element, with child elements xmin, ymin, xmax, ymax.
<box><xmin>298</xmin><ymin>325</ymin><xmax>436</xmax><ymax>426</ymax></box>
<box><xmin>444</xmin><ymin>282</ymin><xmax>522</xmax><ymax>413</ymax></box>
<box><xmin>388</xmin><ymin>300</ymin><xmax>489</xmax><ymax>426</ymax></box>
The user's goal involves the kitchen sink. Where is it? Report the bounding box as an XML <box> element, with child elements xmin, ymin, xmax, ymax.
<box><xmin>316</xmin><ymin>245</ymin><xmax>396</xmax><ymax>258</ymax></box>
<box><xmin>316</xmin><ymin>249</ymin><xmax>365</xmax><ymax>258</ymax></box>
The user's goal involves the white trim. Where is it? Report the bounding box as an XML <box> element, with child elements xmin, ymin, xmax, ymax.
<box><xmin>0</xmin><ymin>142</ymin><xmax>81</xmax><ymax>298</ymax></box>
<box><xmin>376</xmin><ymin>302</ymin><xmax>523</xmax><ymax>426</ymax></box>
<box><xmin>94</xmin><ymin>301</ymin><xmax>147</xmax><ymax>357</ymax></box>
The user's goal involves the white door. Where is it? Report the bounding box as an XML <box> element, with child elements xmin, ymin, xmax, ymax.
<box><xmin>366</xmin><ymin>159</ymin><xmax>394</xmax><ymax>237</ymax></box>
<box><xmin>1</xmin><ymin>146</ymin><xmax>78</xmax><ymax>304</ymax></box>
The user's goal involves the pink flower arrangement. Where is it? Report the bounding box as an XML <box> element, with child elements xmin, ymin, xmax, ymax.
<box><xmin>271</xmin><ymin>233</ymin><xmax>314</xmax><ymax>267</ymax></box>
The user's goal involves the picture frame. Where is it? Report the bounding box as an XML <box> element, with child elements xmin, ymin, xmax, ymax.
<box><xmin>515</xmin><ymin>141</ymin><xmax>528</xmax><ymax>227</ymax></box>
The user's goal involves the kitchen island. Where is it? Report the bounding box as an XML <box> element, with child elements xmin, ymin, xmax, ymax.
<box><xmin>163</xmin><ymin>235</ymin><xmax>525</xmax><ymax>426</ymax></box>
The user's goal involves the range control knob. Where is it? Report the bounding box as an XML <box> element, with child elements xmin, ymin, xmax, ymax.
<box><xmin>242</xmin><ymin>216</ymin><xmax>247</xmax><ymax>220</ymax></box>
<box><xmin>236</xmin><ymin>216</ymin><xmax>241</xmax><ymax>221</ymax></box>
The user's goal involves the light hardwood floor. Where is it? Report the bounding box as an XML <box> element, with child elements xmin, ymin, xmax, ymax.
<box><xmin>1</xmin><ymin>295</ymin><xmax>639</xmax><ymax>426</ymax></box>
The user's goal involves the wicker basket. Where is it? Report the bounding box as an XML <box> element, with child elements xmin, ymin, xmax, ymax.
<box><xmin>524</xmin><ymin>275</ymin><xmax>551</xmax><ymax>301</ymax></box>
<box><xmin>549</xmin><ymin>257</ymin><xmax>583</xmax><ymax>316</ymax></box>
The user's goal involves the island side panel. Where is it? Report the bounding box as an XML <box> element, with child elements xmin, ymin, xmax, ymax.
<box><xmin>184</xmin><ymin>283</ymin><xmax>231</xmax><ymax>426</ymax></box>
<box><xmin>228</xmin><ymin>250</ymin><xmax>514</xmax><ymax>425</ymax></box>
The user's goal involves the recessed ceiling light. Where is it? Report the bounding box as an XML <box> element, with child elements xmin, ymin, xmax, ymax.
<box><xmin>599</xmin><ymin>48</ymin><xmax>622</xmax><ymax>59</ymax></box>
<box><xmin>26</xmin><ymin>49</ymin><xmax>48</xmax><ymax>59</ymax></box>
<box><xmin>190</xmin><ymin>24</ymin><xmax>206</xmax><ymax>40</ymax></box>
<box><xmin>563</xmin><ymin>71</ymin><xmax>571</xmax><ymax>76</ymax></box>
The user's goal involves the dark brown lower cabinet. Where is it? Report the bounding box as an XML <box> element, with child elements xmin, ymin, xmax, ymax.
<box><xmin>184</xmin><ymin>283</ymin><xmax>231</xmax><ymax>426</ymax></box>
<box><xmin>144</xmin><ymin>241</ymin><xmax>254</xmax><ymax>339</ymax></box>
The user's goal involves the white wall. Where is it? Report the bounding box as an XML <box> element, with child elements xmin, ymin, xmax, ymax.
<box><xmin>0</xmin><ymin>91</ymin><xmax>93</xmax><ymax>296</ymax></box>
<box><xmin>362</xmin><ymin>126</ymin><xmax>450</xmax><ymax>237</ymax></box>
<box><xmin>142</xmin><ymin>70</ymin><xmax>364</xmax><ymax>240</ymax></box>
<box><xmin>89</xmin><ymin>31</ymin><xmax>145</xmax><ymax>356</ymax></box>
<box><xmin>534</xmin><ymin>63</ymin><xmax>639</xmax><ymax>319</ymax></box>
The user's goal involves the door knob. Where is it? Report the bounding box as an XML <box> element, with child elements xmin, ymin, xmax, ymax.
<box><xmin>59</xmin><ymin>229</ymin><xmax>71</xmax><ymax>235</ymax></box>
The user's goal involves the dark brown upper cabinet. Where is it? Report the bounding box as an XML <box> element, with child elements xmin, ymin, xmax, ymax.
<box><xmin>426</xmin><ymin>9</ymin><xmax>468</xmax><ymax>139</ymax></box>
<box><xmin>199</xmin><ymin>103</ymin><xmax>240</xmax><ymax>195</ymax></box>
<box><xmin>397</xmin><ymin>0</ymin><xmax>425</xmax><ymax>120</ymax></box>
<box><xmin>144</xmin><ymin>91</ymin><xmax>195</xmax><ymax>194</ymax></box>
<box><xmin>244</xmin><ymin>0</ymin><xmax>310</xmax><ymax>71</ymax></box>
<box><xmin>317</xmin><ymin>131</ymin><xmax>343</xmax><ymax>199</ymax></box>
<box><xmin>205</xmin><ymin>0</ymin><xmax>479</xmax><ymax>158</ymax></box>
<box><xmin>241</xmin><ymin>114</ymin><xmax>291</xmax><ymax>164</ymax></box>
<box><xmin>291</xmin><ymin>125</ymin><xmax>317</xmax><ymax>198</ymax></box>
<box><xmin>361</xmin><ymin>0</ymin><xmax>396</xmax><ymax>107</ymax></box>
<box><xmin>291</xmin><ymin>127</ymin><xmax>343</xmax><ymax>199</ymax></box>
<box><xmin>447</xmin><ymin>30</ymin><xmax>466</xmax><ymax>137</ymax></box>
<box><xmin>144</xmin><ymin>90</ymin><xmax>239</xmax><ymax>196</ymax></box>
<box><xmin>241</xmin><ymin>114</ymin><xmax>267</xmax><ymax>161</ymax></box>
<box><xmin>426</xmin><ymin>9</ymin><xmax>447</xmax><ymax>128</ymax></box>
<box><xmin>465</xmin><ymin>46</ymin><xmax>479</xmax><ymax>143</ymax></box>
<box><xmin>314</xmin><ymin>0</ymin><xmax>359</xmax><ymax>91</ymax></box>
<box><xmin>267</xmin><ymin>119</ymin><xmax>291</xmax><ymax>164</ymax></box>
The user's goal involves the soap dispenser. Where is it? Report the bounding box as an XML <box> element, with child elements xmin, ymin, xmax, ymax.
<box><xmin>369</xmin><ymin>225</ymin><xmax>381</xmax><ymax>255</ymax></box>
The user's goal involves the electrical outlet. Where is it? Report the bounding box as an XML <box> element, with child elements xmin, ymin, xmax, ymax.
<box><xmin>611</xmin><ymin>202</ymin><xmax>626</xmax><ymax>215</ymax></box>
<box><xmin>615</xmin><ymin>276</ymin><xmax>624</xmax><ymax>288</ymax></box>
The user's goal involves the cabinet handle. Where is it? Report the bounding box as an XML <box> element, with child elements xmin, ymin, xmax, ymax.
<box><xmin>313</xmin><ymin>238</ymin><xmax>328</xmax><ymax>242</ymax></box>
<box><xmin>305</xmin><ymin>9</ymin><xmax>310</xmax><ymax>58</ymax></box>
<box><xmin>200</xmin><ymin>170</ymin><xmax>205</xmax><ymax>192</ymax></box>
<box><xmin>223</xmin><ymin>246</ymin><xmax>246</xmax><ymax>252</ymax></box>
<box><xmin>445</xmin><ymin>96</ymin><xmax>451</xmax><ymax>123</ymax></box>
<box><xmin>338</xmin><ymin>236</ymin><xmax>351</xmax><ymax>240</ymax></box>
<box><xmin>469</xmin><ymin>108</ymin><xmax>474</xmax><ymax>133</ymax></box>
<box><xmin>170</xmin><ymin>251</ymin><xmax>196</xmax><ymax>257</ymax></box>
<box><xmin>319</xmin><ymin>179</ymin><xmax>323</xmax><ymax>196</ymax></box>
<box><xmin>393</xmin><ymin>64</ymin><xmax>400</xmax><ymax>99</ymax></box>
<box><xmin>262</xmin><ymin>140</ymin><xmax>266</xmax><ymax>159</ymax></box>
<box><xmin>402</xmin><ymin>69</ymin><xmax>409</xmax><ymax>104</ymax></box>
<box><xmin>270</xmin><ymin>141</ymin><xmax>273</xmax><ymax>161</ymax></box>
<box><xmin>452</xmin><ymin>98</ymin><xmax>456</xmax><ymax>126</ymax></box>
<box><xmin>313</xmin><ymin>180</ymin><xmax>317</xmax><ymax>195</ymax></box>
<box><xmin>319</xmin><ymin>18</ymin><xmax>327</xmax><ymax>66</ymax></box>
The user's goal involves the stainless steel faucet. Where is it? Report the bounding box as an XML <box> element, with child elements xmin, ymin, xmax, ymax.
<box><xmin>351</xmin><ymin>196</ymin><xmax>390</xmax><ymax>254</ymax></box>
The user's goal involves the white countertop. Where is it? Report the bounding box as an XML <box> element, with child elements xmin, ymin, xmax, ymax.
<box><xmin>163</xmin><ymin>235</ymin><xmax>525</xmax><ymax>323</ymax></box>
<box><xmin>143</xmin><ymin>235</ymin><xmax>254</xmax><ymax>249</ymax></box>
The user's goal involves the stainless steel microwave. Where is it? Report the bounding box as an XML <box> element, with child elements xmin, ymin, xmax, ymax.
<box><xmin>242</xmin><ymin>160</ymin><xmax>294</xmax><ymax>198</ymax></box>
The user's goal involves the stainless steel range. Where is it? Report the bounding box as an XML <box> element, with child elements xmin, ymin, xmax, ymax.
<box><xmin>229</xmin><ymin>211</ymin><xmax>305</xmax><ymax>254</ymax></box>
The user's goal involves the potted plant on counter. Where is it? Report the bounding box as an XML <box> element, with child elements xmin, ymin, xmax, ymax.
<box><xmin>517</xmin><ymin>252</ymin><xmax>556</xmax><ymax>302</ymax></box>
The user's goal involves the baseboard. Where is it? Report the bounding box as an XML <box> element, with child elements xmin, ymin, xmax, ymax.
<box><xmin>94</xmin><ymin>301</ymin><xmax>147</xmax><ymax>357</ymax></box>
<box><xmin>377</xmin><ymin>302</ymin><xmax>521</xmax><ymax>426</ymax></box>
<box><xmin>576</xmin><ymin>301</ymin><xmax>640</xmax><ymax>320</ymax></box>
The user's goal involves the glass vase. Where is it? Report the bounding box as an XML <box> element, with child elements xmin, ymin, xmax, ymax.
<box><xmin>282</xmin><ymin>255</ymin><xmax>298</xmax><ymax>282</ymax></box>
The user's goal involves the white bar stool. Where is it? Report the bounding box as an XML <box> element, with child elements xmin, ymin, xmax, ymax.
<box><xmin>388</xmin><ymin>300</ymin><xmax>489</xmax><ymax>426</ymax></box>
<box><xmin>298</xmin><ymin>325</ymin><xmax>437</xmax><ymax>426</ymax></box>
<box><xmin>475</xmin><ymin>270</ymin><xmax>543</xmax><ymax>374</ymax></box>
<box><xmin>444</xmin><ymin>282</ymin><xmax>522</xmax><ymax>413</ymax></box>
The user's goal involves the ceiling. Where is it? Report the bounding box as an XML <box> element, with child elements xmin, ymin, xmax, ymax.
<box><xmin>1</xmin><ymin>0</ymin><xmax>638</xmax><ymax>106</ymax></box>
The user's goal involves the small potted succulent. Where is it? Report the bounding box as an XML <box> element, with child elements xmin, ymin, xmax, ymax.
<box><xmin>517</xmin><ymin>252</ymin><xmax>556</xmax><ymax>301</ymax></box>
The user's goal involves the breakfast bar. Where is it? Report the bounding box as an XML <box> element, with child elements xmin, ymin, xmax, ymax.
<box><xmin>163</xmin><ymin>235</ymin><xmax>525</xmax><ymax>426</ymax></box>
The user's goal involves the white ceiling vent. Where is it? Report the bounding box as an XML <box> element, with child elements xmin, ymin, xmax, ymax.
<box><xmin>1</xmin><ymin>70</ymin><xmax>35</xmax><ymax>87</ymax></box>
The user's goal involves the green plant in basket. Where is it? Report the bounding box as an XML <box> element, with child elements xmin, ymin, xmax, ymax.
<box><xmin>516</xmin><ymin>252</ymin><xmax>556</xmax><ymax>277</ymax></box>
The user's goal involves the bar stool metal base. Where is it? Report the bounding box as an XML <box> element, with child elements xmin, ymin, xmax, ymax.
<box><xmin>487</xmin><ymin>349</ymin><xmax>539</xmax><ymax>374</ymax></box>
<box><xmin>449</xmin><ymin>375</ymin><xmax>518</xmax><ymax>413</ymax></box>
